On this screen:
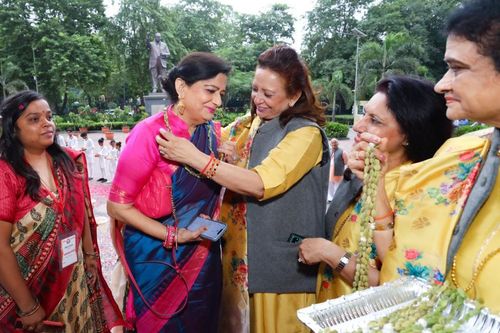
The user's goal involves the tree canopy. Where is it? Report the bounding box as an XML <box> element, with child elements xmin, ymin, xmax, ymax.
<box><xmin>0</xmin><ymin>0</ymin><xmax>460</xmax><ymax>114</ymax></box>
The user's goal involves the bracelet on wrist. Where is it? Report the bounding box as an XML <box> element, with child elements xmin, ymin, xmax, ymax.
<box><xmin>374</xmin><ymin>210</ymin><xmax>394</xmax><ymax>221</ymax></box>
<box><xmin>16</xmin><ymin>298</ymin><xmax>40</xmax><ymax>318</ymax></box>
<box><xmin>374</xmin><ymin>221</ymin><xmax>395</xmax><ymax>231</ymax></box>
<box><xmin>83</xmin><ymin>251</ymin><xmax>99</xmax><ymax>258</ymax></box>
<box><xmin>163</xmin><ymin>225</ymin><xmax>177</xmax><ymax>249</ymax></box>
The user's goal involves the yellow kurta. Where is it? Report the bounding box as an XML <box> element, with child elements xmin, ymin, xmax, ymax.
<box><xmin>379</xmin><ymin>134</ymin><xmax>500</xmax><ymax>313</ymax></box>
<box><xmin>218</xmin><ymin>115</ymin><xmax>323</xmax><ymax>333</ymax></box>
<box><xmin>316</xmin><ymin>167</ymin><xmax>402</xmax><ymax>302</ymax></box>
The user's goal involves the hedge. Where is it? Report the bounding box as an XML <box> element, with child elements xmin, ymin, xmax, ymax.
<box><xmin>324</xmin><ymin>121</ymin><xmax>349</xmax><ymax>139</ymax></box>
<box><xmin>453</xmin><ymin>124</ymin><xmax>490</xmax><ymax>137</ymax></box>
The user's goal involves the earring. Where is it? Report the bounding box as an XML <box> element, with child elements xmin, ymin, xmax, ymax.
<box><xmin>402</xmin><ymin>141</ymin><xmax>409</xmax><ymax>147</ymax></box>
<box><xmin>176</xmin><ymin>99</ymin><xmax>185</xmax><ymax>115</ymax></box>
<box><xmin>289</xmin><ymin>101</ymin><xmax>295</xmax><ymax>108</ymax></box>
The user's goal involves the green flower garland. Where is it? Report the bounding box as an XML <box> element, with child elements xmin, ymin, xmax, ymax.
<box><xmin>352</xmin><ymin>143</ymin><xmax>380</xmax><ymax>291</ymax></box>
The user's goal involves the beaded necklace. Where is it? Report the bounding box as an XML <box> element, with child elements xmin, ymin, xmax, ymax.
<box><xmin>450</xmin><ymin>222</ymin><xmax>500</xmax><ymax>294</ymax></box>
<box><xmin>352</xmin><ymin>144</ymin><xmax>380</xmax><ymax>291</ymax></box>
<box><xmin>163</xmin><ymin>108</ymin><xmax>215</xmax><ymax>178</ymax></box>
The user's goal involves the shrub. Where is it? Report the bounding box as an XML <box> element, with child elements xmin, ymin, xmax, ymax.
<box><xmin>324</xmin><ymin>121</ymin><xmax>349</xmax><ymax>139</ymax></box>
<box><xmin>334</xmin><ymin>114</ymin><xmax>354</xmax><ymax>126</ymax></box>
<box><xmin>453</xmin><ymin>124</ymin><xmax>490</xmax><ymax>137</ymax></box>
<box><xmin>214</xmin><ymin>110</ymin><xmax>247</xmax><ymax>127</ymax></box>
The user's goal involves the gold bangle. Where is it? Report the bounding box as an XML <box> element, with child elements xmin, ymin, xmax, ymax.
<box><xmin>84</xmin><ymin>252</ymin><xmax>100</xmax><ymax>258</ymax></box>
<box><xmin>374</xmin><ymin>222</ymin><xmax>394</xmax><ymax>231</ymax></box>
<box><xmin>16</xmin><ymin>298</ymin><xmax>40</xmax><ymax>317</ymax></box>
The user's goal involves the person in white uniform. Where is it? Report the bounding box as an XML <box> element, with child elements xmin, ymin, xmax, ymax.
<box><xmin>65</xmin><ymin>130</ymin><xmax>79</xmax><ymax>150</ymax></box>
<box><xmin>106</xmin><ymin>140</ymin><xmax>118</xmax><ymax>181</ymax></box>
<box><xmin>80</xmin><ymin>132</ymin><xmax>95</xmax><ymax>180</ymax></box>
<box><xmin>94</xmin><ymin>138</ymin><xmax>110</xmax><ymax>182</ymax></box>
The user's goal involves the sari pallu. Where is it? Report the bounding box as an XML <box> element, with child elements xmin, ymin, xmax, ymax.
<box><xmin>0</xmin><ymin>150</ymin><xmax>123</xmax><ymax>332</ymax></box>
<box><xmin>114</xmin><ymin>122</ymin><xmax>222</xmax><ymax>333</ymax></box>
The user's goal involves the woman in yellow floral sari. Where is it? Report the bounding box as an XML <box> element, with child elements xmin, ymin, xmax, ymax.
<box><xmin>0</xmin><ymin>91</ymin><xmax>123</xmax><ymax>332</ymax></box>
<box><xmin>298</xmin><ymin>76</ymin><xmax>453</xmax><ymax>302</ymax></box>
<box><xmin>378</xmin><ymin>0</ymin><xmax>500</xmax><ymax>313</ymax></box>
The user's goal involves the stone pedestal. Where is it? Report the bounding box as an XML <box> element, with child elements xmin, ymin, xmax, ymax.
<box><xmin>144</xmin><ymin>93</ymin><xmax>170</xmax><ymax>115</ymax></box>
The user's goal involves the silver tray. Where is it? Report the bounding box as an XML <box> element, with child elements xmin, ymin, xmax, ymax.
<box><xmin>297</xmin><ymin>277</ymin><xmax>500</xmax><ymax>333</ymax></box>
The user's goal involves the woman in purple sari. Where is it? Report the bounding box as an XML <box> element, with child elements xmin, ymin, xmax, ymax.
<box><xmin>107</xmin><ymin>52</ymin><xmax>231</xmax><ymax>332</ymax></box>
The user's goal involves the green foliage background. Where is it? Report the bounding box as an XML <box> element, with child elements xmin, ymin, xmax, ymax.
<box><xmin>0</xmin><ymin>0</ymin><xmax>461</xmax><ymax>121</ymax></box>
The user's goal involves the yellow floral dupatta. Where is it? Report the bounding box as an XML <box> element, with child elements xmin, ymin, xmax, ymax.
<box><xmin>218</xmin><ymin>115</ymin><xmax>260</xmax><ymax>333</ymax></box>
<box><xmin>380</xmin><ymin>135</ymin><xmax>489</xmax><ymax>285</ymax></box>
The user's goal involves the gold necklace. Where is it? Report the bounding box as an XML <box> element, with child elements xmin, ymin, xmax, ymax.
<box><xmin>163</xmin><ymin>108</ymin><xmax>214</xmax><ymax>178</ymax></box>
<box><xmin>451</xmin><ymin>223</ymin><xmax>500</xmax><ymax>293</ymax></box>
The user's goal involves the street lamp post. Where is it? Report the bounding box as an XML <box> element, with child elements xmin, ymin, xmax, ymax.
<box><xmin>32</xmin><ymin>46</ymin><xmax>38</xmax><ymax>93</ymax></box>
<box><xmin>352</xmin><ymin>27</ymin><xmax>367</xmax><ymax>117</ymax></box>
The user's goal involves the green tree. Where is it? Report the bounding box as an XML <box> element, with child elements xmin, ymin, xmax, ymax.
<box><xmin>358</xmin><ymin>32</ymin><xmax>427</xmax><ymax>98</ymax></box>
<box><xmin>317</xmin><ymin>70</ymin><xmax>353</xmax><ymax>121</ymax></box>
<box><xmin>302</xmin><ymin>0</ymin><xmax>370</xmax><ymax>78</ymax></box>
<box><xmin>0</xmin><ymin>0</ymin><xmax>111</xmax><ymax>111</ymax></box>
<box><xmin>0</xmin><ymin>61</ymin><xmax>28</xmax><ymax>98</ymax></box>
<box><xmin>239</xmin><ymin>4</ymin><xmax>295</xmax><ymax>45</ymax></box>
<box><xmin>172</xmin><ymin>0</ymin><xmax>234</xmax><ymax>52</ymax></box>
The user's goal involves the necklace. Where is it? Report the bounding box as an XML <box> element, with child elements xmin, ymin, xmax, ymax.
<box><xmin>451</xmin><ymin>222</ymin><xmax>500</xmax><ymax>293</ymax></box>
<box><xmin>163</xmin><ymin>107</ymin><xmax>214</xmax><ymax>178</ymax></box>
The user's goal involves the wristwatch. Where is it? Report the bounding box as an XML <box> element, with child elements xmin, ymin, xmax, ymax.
<box><xmin>334</xmin><ymin>252</ymin><xmax>352</xmax><ymax>273</ymax></box>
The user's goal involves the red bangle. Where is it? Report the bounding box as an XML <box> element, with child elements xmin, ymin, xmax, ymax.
<box><xmin>200</xmin><ymin>153</ymin><xmax>215</xmax><ymax>175</ymax></box>
<box><xmin>163</xmin><ymin>226</ymin><xmax>177</xmax><ymax>249</ymax></box>
<box><xmin>374</xmin><ymin>210</ymin><xmax>394</xmax><ymax>221</ymax></box>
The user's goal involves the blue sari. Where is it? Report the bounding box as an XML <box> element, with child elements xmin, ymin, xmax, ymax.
<box><xmin>118</xmin><ymin>122</ymin><xmax>222</xmax><ymax>332</ymax></box>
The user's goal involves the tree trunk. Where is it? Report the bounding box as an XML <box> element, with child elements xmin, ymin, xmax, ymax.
<box><xmin>331</xmin><ymin>91</ymin><xmax>337</xmax><ymax>122</ymax></box>
<box><xmin>61</xmin><ymin>91</ymin><xmax>68</xmax><ymax>115</ymax></box>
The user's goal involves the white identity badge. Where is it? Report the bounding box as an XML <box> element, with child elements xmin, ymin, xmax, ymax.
<box><xmin>59</xmin><ymin>232</ymin><xmax>78</xmax><ymax>270</ymax></box>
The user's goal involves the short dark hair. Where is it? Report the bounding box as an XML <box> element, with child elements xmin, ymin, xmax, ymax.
<box><xmin>0</xmin><ymin>90</ymin><xmax>75</xmax><ymax>200</ymax></box>
<box><xmin>445</xmin><ymin>0</ymin><xmax>500</xmax><ymax>71</ymax></box>
<box><xmin>252</xmin><ymin>45</ymin><xmax>326</xmax><ymax>127</ymax></box>
<box><xmin>375</xmin><ymin>76</ymin><xmax>453</xmax><ymax>162</ymax></box>
<box><xmin>162</xmin><ymin>52</ymin><xmax>231</xmax><ymax>103</ymax></box>
<box><xmin>80</xmin><ymin>132</ymin><xmax>88</xmax><ymax>138</ymax></box>
<box><xmin>98</xmin><ymin>138</ymin><xmax>104</xmax><ymax>143</ymax></box>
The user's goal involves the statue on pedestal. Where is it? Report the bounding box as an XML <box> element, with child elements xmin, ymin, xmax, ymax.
<box><xmin>146</xmin><ymin>32</ymin><xmax>170</xmax><ymax>93</ymax></box>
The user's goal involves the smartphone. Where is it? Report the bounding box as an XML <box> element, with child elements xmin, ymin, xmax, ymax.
<box><xmin>187</xmin><ymin>216</ymin><xmax>227</xmax><ymax>242</ymax></box>
<box><xmin>287</xmin><ymin>233</ymin><xmax>305</xmax><ymax>244</ymax></box>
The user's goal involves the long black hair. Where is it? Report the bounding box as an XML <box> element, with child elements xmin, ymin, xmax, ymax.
<box><xmin>0</xmin><ymin>90</ymin><xmax>75</xmax><ymax>200</ymax></box>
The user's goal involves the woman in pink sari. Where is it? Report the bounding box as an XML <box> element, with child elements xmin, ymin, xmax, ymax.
<box><xmin>0</xmin><ymin>91</ymin><xmax>123</xmax><ymax>332</ymax></box>
<box><xmin>107</xmin><ymin>52</ymin><xmax>231</xmax><ymax>332</ymax></box>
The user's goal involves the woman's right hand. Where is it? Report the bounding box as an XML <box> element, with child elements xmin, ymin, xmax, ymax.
<box><xmin>176</xmin><ymin>227</ymin><xmax>207</xmax><ymax>244</ymax></box>
<box><xmin>218</xmin><ymin>141</ymin><xmax>240</xmax><ymax>164</ymax></box>
<box><xmin>348</xmin><ymin>132</ymin><xmax>387</xmax><ymax>180</ymax></box>
<box><xmin>17</xmin><ymin>305</ymin><xmax>46</xmax><ymax>332</ymax></box>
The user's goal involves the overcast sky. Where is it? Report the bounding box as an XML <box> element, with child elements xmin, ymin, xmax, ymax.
<box><xmin>104</xmin><ymin>0</ymin><xmax>316</xmax><ymax>50</ymax></box>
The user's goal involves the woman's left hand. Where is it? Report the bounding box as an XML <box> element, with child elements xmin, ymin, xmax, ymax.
<box><xmin>84</xmin><ymin>256</ymin><xmax>98</xmax><ymax>286</ymax></box>
<box><xmin>298</xmin><ymin>238</ymin><xmax>332</xmax><ymax>265</ymax></box>
<box><xmin>156</xmin><ymin>128</ymin><xmax>201</xmax><ymax>165</ymax></box>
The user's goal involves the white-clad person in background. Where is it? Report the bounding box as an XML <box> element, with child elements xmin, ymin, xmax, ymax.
<box><xmin>106</xmin><ymin>139</ymin><xmax>118</xmax><ymax>181</ymax></box>
<box><xmin>65</xmin><ymin>129</ymin><xmax>79</xmax><ymax>150</ymax></box>
<box><xmin>94</xmin><ymin>137</ymin><xmax>110</xmax><ymax>183</ymax></box>
<box><xmin>80</xmin><ymin>132</ymin><xmax>95</xmax><ymax>180</ymax></box>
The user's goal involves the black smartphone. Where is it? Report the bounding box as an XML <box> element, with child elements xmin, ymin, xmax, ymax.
<box><xmin>287</xmin><ymin>233</ymin><xmax>305</xmax><ymax>244</ymax></box>
<box><xmin>187</xmin><ymin>216</ymin><xmax>227</xmax><ymax>242</ymax></box>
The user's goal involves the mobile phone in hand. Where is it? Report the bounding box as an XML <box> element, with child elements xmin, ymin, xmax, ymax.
<box><xmin>187</xmin><ymin>217</ymin><xmax>227</xmax><ymax>242</ymax></box>
<box><xmin>287</xmin><ymin>233</ymin><xmax>305</xmax><ymax>244</ymax></box>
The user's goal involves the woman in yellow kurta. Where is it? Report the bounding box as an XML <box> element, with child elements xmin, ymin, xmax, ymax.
<box><xmin>298</xmin><ymin>76</ymin><xmax>453</xmax><ymax>301</ymax></box>
<box><xmin>157</xmin><ymin>45</ymin><xmax>330</xmax><ymax>333</ymax></box>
